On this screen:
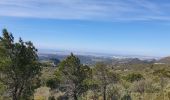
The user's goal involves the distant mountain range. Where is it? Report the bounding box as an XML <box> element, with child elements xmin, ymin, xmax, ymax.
<box><xmin>38</xmin><ymin>49</ymin><xmax>161</xmax><ymax>65</ymax></box>
<box><xmin>38</xmin><ymin>49</ymin><xmax>160</xmax><ymax>60</ymax></box>
<box><xmin>157</xmin><ymin>57</ymin><xmax>170</xmax><ymax>64</ymax></box>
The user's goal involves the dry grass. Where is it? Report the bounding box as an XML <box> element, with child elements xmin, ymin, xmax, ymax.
<box><xmin>34</xmin><ymin>87</ymin><xmax>50</xmax><ymax>100</ymax></box>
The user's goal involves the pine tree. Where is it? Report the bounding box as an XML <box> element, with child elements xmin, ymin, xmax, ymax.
<box><xmin>0</xmin><ymin>29</ymin><xmax>41</xmax><ymax>100</ymax></box>
<box><xmin>56</xmin><ymin>53</ymin><xmax>90</xmax><ymax>100</ymax></box>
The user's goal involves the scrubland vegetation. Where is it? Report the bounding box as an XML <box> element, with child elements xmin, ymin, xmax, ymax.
<box><xmin>1</xmin><ymin>29</ymin><xmax>170</xmax><ymax>100</ymax></box>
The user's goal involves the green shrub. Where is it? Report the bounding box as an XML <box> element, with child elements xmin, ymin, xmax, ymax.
<box><xmin>124</xmin><ymin>73</ymin><xmax>144</xmax><ymax>82</ymax></box>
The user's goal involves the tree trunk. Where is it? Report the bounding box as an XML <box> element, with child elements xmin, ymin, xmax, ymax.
<box><xmin>12</xmin><ymin>93</ymin><xmax>18</xmax><ymax>100</ymax></box>
<box><xmin>12</xmin><ymin>86</ymin><xmax>19</xmax><ymax>100</ymax></box>
<box><xmin>103</xmin><ymin>85</ymin><xmax>106</xmax><ymax>100</ymax></box>
<box><xmin>74</xmin><ymin>93</ymin><xmax>78</xmax><ymax>100</ymax></box>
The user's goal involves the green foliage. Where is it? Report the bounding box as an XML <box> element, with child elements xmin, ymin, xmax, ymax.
<box><xmin>56</xmin><ymin>53</ymin><xmax>91</xmax><ymax>100</ymax></box>
<box><xmin>0</xmin><ymin>82</ymin><xmax>6</xmax><ymax>97</ymax></box>
<box><xmin>48</xmin><ymin>96</ymin><xmax>56</xmax><ymax>100</ymax></box>
<box><xmin>124</xmin><ymin>73</ymin><xmax>144</xmax><ymax>83</ymax></box>
<box><xmin>93</xmin><ymin>62</ymin><xmax>119</xmax><ymax>100</ymax></box>
<box><xmin>0</xmin><ymin>29</ymin><xmax>41</xmax><ymax>100</ymax></box>
<box><xmin>83</xmin><ymin>79</ymin><xmax>100</xmax><ymax>91</ymax></box>
<box><xmin>57</xmin><ymin>95</ymin><xmax>68</xmax><ymax>100</ymax></box>
<box><xmin>94</xmin><ymin>62</ymin><xmax>119</xmax><ymax>85</ymax></box>
<box><xmin>153</xmin><ymin>68</ymin><xmax>170</xmax><ymax>78</ymax></box>
<box><xmin>107</xmin><ymin>85</ymin><xmax>121</xmax><ymax>100</ymax></box>
<box><xmin>121</xmin><ymin>94</ymin><xmax>132</xmax><ymax>100</ymax></box>
<box><xmin>168</xmin><ymin>91</ymin><xmax>170</xmax><ymax>99</ymax></box>
<box><xmin>46</xmin><ymin>78</ymin><xmax>60</xmax><ymax>90</ymax></box>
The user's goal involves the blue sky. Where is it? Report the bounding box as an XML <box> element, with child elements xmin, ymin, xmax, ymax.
<box><xmin>1</xmin><ymin>0</ymin><xmax>170</xmax><ymax>57</ymax></box>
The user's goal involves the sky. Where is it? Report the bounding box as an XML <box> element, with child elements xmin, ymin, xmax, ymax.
<box><xmin>1</xmin><ymin>0</ymin><xmax>170</xmax><ymax>57</ymax></box>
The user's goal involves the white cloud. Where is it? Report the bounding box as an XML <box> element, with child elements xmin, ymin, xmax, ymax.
<box><xmin>0</xmin><ymin>0</ymin><xmax>170</xmax><ymax>21</ymax></box>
